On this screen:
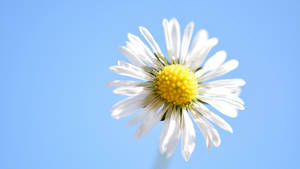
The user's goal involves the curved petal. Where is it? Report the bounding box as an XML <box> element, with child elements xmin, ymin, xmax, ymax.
<box><xmin>159</xmin><ymin>108</ymin><xmax>171</xmax><ymax>153</ymax></box>
<box><xmin>127</xmin><ymin>99</ymin><xmax>163</xmax><ymax>126</ymax></box>
<box><xmin>111</xmin><ymin>92</ymin><xmax>150</xmax><ymax>119</ymax></box>
<box><xmin>165</xmin><ymin>109</ymin><xmax>181</xmax><ymax>158</ymax></box>
<box><xmin>109</xmin><ymin>61</ymin><xmax>153</xmax><ymax>81</ymax></box>
<box><xmin>106</xmin><ymin>80</ymin><xmax>146</xmax><ymax>88</ymax></box>
<box><xmin>190</xmin><ymin>109</ymin><xmax>220</xmax><ymax>147</ymax></box>
<box><xmin>113</xmin><ymin>86</ymin><xmax>147</xmax><ymax>96</ymax></box>
<box><xmin>190</xmin><ymin>109</ymin><xmax>212</xmax><ymax>149</ymax></box>
<box><xmin>180</xmin><ymin>22</ymin><xmax>194</xmax><ymax>64</ymax></box>
<box><xmin>159</xmin><ymin>107</ymin><xmax>181</xmax><ymax>155</ymax></box>
<box><xmin>139</xmin><ymin>26</ymin><xmax>162</xmax><ymax>55</ymax></box>
<box><xmin>169</xmin><ymin>18</ymin><xmax>181</xmax><ymax>63</ymax></box>
<box><xmin>198</xmin><ymin>97</ymin><xmax>239</xmax><ymax>118</ymax></box>
<box><xmin>135</xmin><ymin>105</ymin><xmax>169</xmax><ymax>139</ymax></box>
<box><xmin>162</xmin><ymin>19</ymin><xmax>173</xmax><ymax>62</ymax></box>
<box><xmin>188</xmin><ymin>38</ymin><xmax>218</xmax><ymax>70</ymax></box>
<box><xmin>119</xmin><ymin>46</ymin><xmax>145</xmax><ymax>67</ymax></box>
<box><xmin>189</xmin><ymin>29</ymin><xmax>208</xmax><ymax>55</ymax></box>
<box><xmin>202</xmin><ymin>117</ymin><xmax>221</xmax><ymax>147</ymax></box>
<box><xmin>198</xmin><ymin>87</ymin><xmax>245</xmax><ymax>105</ymax></box>
<box><xmin>127</xmin><ymin>33</ymin><xmax>160</xmax><ymax>68</ymax></box>
<box><xmin>195</xmin><ymin>50</ymin><xmax>227</xmax><ymax>77</ymax></box>
<box><xmin>199</xmin><ymin>95</ymin><xmax>244</xmax><ymax>110</ymax></box>
<box><xmin>203</xmin><ymin>50</ymin><xmax>227</xmax><ymax>70</ymax></box>
<box><xmin>198</xmin><ymin>59</ymin><xmax>239</xmax><ymax>82</ymax></box>
<box><xmin>204</xmin><ymin>79</ymin><xmax>246</xmax><ymax>88</ymax></box>
<box><xmin>181</xmin><ymin>109</ymin><xmax>196</xmax><ymax>161</ymax></box>
<box><xmin>193</xmin><ymin>103</ymin><xmax>233</xmax><ymax>133</ymax></box>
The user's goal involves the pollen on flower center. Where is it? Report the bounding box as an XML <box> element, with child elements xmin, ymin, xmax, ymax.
<box><xmin>154</xmin><ymin>64</ymin><xmax>198</xmax><ymax>105</ymax></box>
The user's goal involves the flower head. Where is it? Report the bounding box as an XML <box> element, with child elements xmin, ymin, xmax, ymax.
<box><xmin>108</xmin><ymin>18</ymin><xmax>245</xmax><ymax>161</ymax></box>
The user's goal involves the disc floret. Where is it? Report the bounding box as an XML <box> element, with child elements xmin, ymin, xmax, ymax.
<box><xmin>154</xmin><ymin>64</ymin><xmax>198</xmax><ymax>105</ymax></box>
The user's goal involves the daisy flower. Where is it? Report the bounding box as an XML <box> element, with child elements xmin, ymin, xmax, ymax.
<box><xmin>108</xmin><ymin>18</ymin><xmax>245</xmax><ymax>161</ymax></box>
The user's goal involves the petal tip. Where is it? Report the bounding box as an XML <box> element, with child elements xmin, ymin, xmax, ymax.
<box><xmin>110</xmin><ymin>113</ymin><xmax>120</xmax><ymax>119</ymax></box>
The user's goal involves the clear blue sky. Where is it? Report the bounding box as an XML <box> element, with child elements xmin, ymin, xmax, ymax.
<box><xmin>0</xmin><ymin>0</ymin><xmax>299</xmax><ymax>169</ymax></box>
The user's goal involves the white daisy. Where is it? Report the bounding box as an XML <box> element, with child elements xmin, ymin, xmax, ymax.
<box><xmin>108</xmin><ymin>18</ymin><xmax>245</xmax><ymax>161</ymax></box>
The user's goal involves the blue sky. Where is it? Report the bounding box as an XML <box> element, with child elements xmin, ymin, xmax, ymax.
<box><xmin>0</xmin><ymin>0</ymin><xmax>299</xmax><ymax>169</ymax></box>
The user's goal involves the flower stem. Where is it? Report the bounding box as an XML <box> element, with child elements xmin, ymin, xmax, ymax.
<box><xmin>152</xmin><ymin>152</ymin><xmax>170</xmax><ymax>169</ymax></box>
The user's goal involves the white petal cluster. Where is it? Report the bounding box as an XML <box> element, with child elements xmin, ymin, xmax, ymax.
<box><xmin>108</xmin><ymin>18</ymin><xmax>245</xmax><ymax>161</ymax></box>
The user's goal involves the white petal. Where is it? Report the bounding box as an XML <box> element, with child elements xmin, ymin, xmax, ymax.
<box><xmin>125</xmin><ymin>41</ymin><xmax>153</xmax><ymax>66</ymax></box>
<box><xmin>200</xmin><ymin>95</ymin><xmax>244</xmax><ymax>110</ymax></box>
<box><xmin>113</xmin><ymin>86</ymin><xmax>146</xmax><ymax>96</ymax></box>
<box><xmin>165</xmin><ymin>130</ymin><xmax>181</xmax><ymax>158</ymax></box>
<box><xmin>159</xmin><ymin>108</ymin><xmax>177</xmax><ymax>153</ymax></box>
<box><xmin>127</xmin><ymin>33</ymin><xmax>159</xmax><ymax>67</ymax></box>
<box><xmin>159</xmin><ymin>109</ymin><xmax>171</xmax><ymax>153</ymax></box>
<box><xmin>139</xmin><ymin>26</ymin><xmax>162</xmax><ymax>55</ymax></box>
<box><xmin>130</xmin><ymin>30</ymin><xmax>165</xmax><ymax>67</ymax></box>
<box><xmin>181</xmin><ymin>109</ymin><xmax>196</xmax><ymax>161</ymax></box>
<box><xmin>159</xmin><ymin>107</ymin><xmax>180</xmax><ymax>155</ymax></box>
<box><xmin>198</xmin><ymin>59</ymin><xmax>239</xmax><ymax>82</ymax></box>
<box><xmin>193</xmin><ymin>103</ymin><xmax>233</xmax><ymax>133</ymax></box>
<box><xmin>106</xmin><ymin>80</ymin><xmax>144</xmax><ymax>88</ymax></box>
<box><xmin>180</xmin><ymin>22</ymin><xmax>194</xmax><ymax>64</ymax></box>
<box><xmin>188</xmin><ymin>38</ymin><xmax>218</xmax><ymax>70</ymax></box>
<box><xmin>165</xmin><ymin>109</ymin><xmax>181</xmax><ymax>158</ymax></box>
<box><xmin>190</xmin><ymin>109</ymin><xmax>212</xmax><ymax>149</ymax></box>
<box><xmin>208</xmin><ymin>93</ymin><xmax>244</xmax><ymax>105</ymax></box>
<box><xmin>204</xmin><ymin>50</ymin><xmax>227</xmax><ymax>70</ymax></box>
<box><xmin>199</xmin><ymin>87</ymin><xmax>245</xmax><ymax>105</ymax></box>
<box><xmin>169</xmin><ymin>18</ymin><xmax>181</xmax><ymax>63</ymax></box>
<box><xmin>190</xmin><ymin>109</ymin><xmax>220</xmax><ymax>147</ymax></box>
<box><xmin>127</xmin><ymin>99</ymin><xmax>163</xmax><ymax>126</ymax></box>
<box><xmin>203</xmin><ymin>118</ymin><xmax>221</xmax><ymax>147</ymax></box>
<box><xmin>135</xmin><ymin>105</ymin><xmax>169</xmax><ymax>139</ymax></box>
<box><xmin>195</xmin><ymin>50</ymin><xmax>227</xmax><ymax>77</ymax></box>
<box><xmin>204</xmin><ymin>79</ymin><xmax>246</xmax><ymax>88</ymax></box>
<box><xmin>111</xmin><ymin>104</ymin><xmax>140</xmax><ymax>119</ymax></box>
<box><xmin>109</xmin><ymin>61</ymin><xmax>153</xmax><ymax>81</ymax></box>
<box><xmin>162</xmin><ymin>19</ymin><xmax>173</xmax><ymax>62</ymax></box>
<box><xmin>209</xmin><ymin>87</ymin><xmax>242</xmax><ymax>96</ymax></box>
<box><xmin>190</xmin><ymin>29</ymin><xmax>208</xmax><ymax>54</ymax></box>
<box><xmin>119</xmin><ymin>46</ymin><xmax>145</xmax><ymax>67</ymax></box>
<box><xmin>199</xmin><ymin>97</ymin><xmax>239</xmax><ymax>118</ymax></box>
<box><xmin>111</xmin><ymin>93</ymin><xmax>150</xmax><ymax>119</ymax></box>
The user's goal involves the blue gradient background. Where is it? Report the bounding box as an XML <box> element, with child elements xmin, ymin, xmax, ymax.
<box><xmin>0</xmin><ymin>0</ymin><xmax>299</xmax><ymax>169</ymax></box>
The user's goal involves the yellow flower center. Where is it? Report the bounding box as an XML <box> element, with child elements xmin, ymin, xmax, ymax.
<box><xmin>154</xmin><ymin>64</ymin><xmax>198</xmax><ymax>105</ymax></box>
